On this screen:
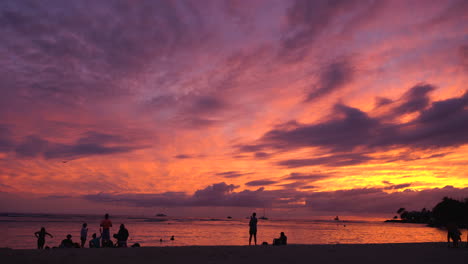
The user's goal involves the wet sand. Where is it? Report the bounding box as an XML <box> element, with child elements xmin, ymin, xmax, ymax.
<box><xmin>1</xmin><ymin>243</ymin><xmax>466</xmax><ymax>264</ymax></box>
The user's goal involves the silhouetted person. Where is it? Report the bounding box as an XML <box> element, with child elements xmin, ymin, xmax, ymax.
<box><xmin>89</xmin><ymin>233</ymin><xmax>101</xmax><ymax>248</ymax></box>
<box><xmin>447</xmin><ymin>222</ymin><xmax>461</xmax><ymax>248</ymax></box>
<box><xmin>249</xmin><ymin>212</ymin><xmax>258</xmax><ymax>245</ymax></box>
<box><xmin>80</xmin><ymin>223</ymin><xmax>88</xmax><ymax>248</ymax></box>
<box><xmin>60</xmin><ymin>234</ymin><xmax>74</xmax><ymax>248</ymax></box>
<box><xmin>34</xmin><ymin>227</ymin><xmax>53</xmax><ymax>249</ymax></box>
<box><xmin>116</xmin><ymin>224</ymin><xmax>129</xmax><ymax>248</ymax></box>
<box><xmin>100</xmin><ymin>213</ymin><xmax>112</xmax><ymax>247</ymax></box>
<box><xmin>170</xmin><ymin>235</ymin><xmax>174</xmax><ymax>241</ymax></box>
<box><xmin>273</xmin><ymin>232</ymin><xmax>287</xmax><ymax>245</ymax></box>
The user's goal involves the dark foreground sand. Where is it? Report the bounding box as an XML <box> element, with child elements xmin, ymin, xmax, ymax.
<box><xmin>1</xmin><ymin>243</ymin><xmax>467</xmax><ymax>264</ymax></box>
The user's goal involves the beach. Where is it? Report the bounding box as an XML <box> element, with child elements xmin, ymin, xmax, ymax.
<box><xmin>1</xmin><ymin>243</ymin><xmax>466</xmax><ymax>264</ymax></box>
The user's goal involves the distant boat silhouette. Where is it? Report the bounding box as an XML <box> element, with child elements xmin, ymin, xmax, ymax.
<box><xmin>334</xmin><ymin>216</ymin><xmax>340</xmax><ymax>221</ymax></box>
<box><xmin>259</xmin><ymin>208</ymin><xmax>269</xmax><ymax>220</ymax></box>
<box><xmin>227</xmin><ymin>216</ymin><xmax>232</xmax><ymax>219</ymax></box>
<box><xmin>156</xmin><ymin>213</ymin><xmax>167</xmax><ymax>217</ymax></box>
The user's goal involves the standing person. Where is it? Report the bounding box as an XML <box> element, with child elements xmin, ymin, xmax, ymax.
<box><xmin>447</xmin><ymin>222</ymin><xmax>462</xmax><ymax>248</ymax></box>
<box><xmin>100</xmin><ymin>213</ymin><xmax>112</xmax><ymax>247</ymax></box>
<box><xmin>34</xmin><ymin>227</ymin><xmax>53</xmax><ymax>249</ymax></box>
<box><xmin>80</xmin><ymin>223</ymin><xmax>88</xmax><ymax>248</ymax></box>
<box><xmin>116</xmin><ymin>224</ymin><xmax>129</xmax><ymax>248</ymax></box>
<box><xmin>249</xmin><ymin>212</ymin><xmax>258</xmax><ymax>245</ymax></box>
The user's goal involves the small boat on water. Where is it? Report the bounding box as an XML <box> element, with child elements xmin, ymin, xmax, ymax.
<box><xmin>334</xmin><ymin>216</ymin><xmax>340</xmax><ymax>221</ymax></box>
<box><xmin>259</xmin><ymin>208</ymin><xmax>269</xmax><ymax>220</ymax></box>
<box><xmin>156</xmin><ymin>213</ymin><xmax>167</xmax><ymax>217</ymax></box>
<box><xmin>227</xmin><ymin>216</ymin><xmax>232</xmax><ymax>219</ymax></box>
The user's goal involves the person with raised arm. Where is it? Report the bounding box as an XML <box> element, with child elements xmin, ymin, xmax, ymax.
<box><xmin>34</xmin><ymin>227</ymin><xmax>53</xmax><ymax>249</ymax></box>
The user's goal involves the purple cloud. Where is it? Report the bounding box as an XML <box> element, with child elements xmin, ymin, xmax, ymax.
<box><xmin>0</xmin><ymin>0</ymin><xmax>208</xmax><ymax>127</ymax></box>
<box><xmin>306</xmin><ymin>58</ymin><xmax>354</xmax><ymax>101</ymax></box>
<box><xmin>0</xmin><ymin>124</ymin><xmax>14</xmax><ymax>152</ymax></box>
<box><xmin>278</xmin><ymin>181</ymin><xmax>309</xmax><ymax>189</ymax></box>
<box><xmin>175</xmin><ymin>95</ymin><xmax>229</xmax><ymax>129</ymax></box>
<box><xmin>82</xmin><ymin>182</ymin><xmax>468</xmax><ymax>215</ymax></box>
<box><xmin>461</xmin><ymin>45</ymin><xmax>468</xmax><ymax>70</ymax></box>
<box><xmin>277</xmin><ymin>153</ymin><xmax>372</xmax><ymax>168</ymax></box>
<box><xmin>281</xmin><ymin>0</ymin><xmax>357</xmax><ymax>58</ymax></box>
<box><xmin>375</xmin><ymin>97</ymin><xmax>393</xmax><ymax>108</ymax></box>
<box><xmin>389</xmin><ymin>84</ymin><xmax>435</xmax><ymax>117</ymax></box>
<box><xmin>13</xmin><ymin>131</ymin><xmax>146</xmax><ymax>159</ymax></box>
<box><xmin>193</xmin><ymin>182</ymin><xmax>239</xmax><ymax>203</ymax></box>
<box><xmin>215</xmin><ymin>171</ymin><xmax>252</xmax><ymax>179</ymax></box>
<box><xmin>174</xmin><ymin>154</ymin><xmax>193</xmax><ymax>159</ymax></box>
<box><xmin>189</xmin><ymin>96</ymin><xmax>227</xmax><ymax>115</ymax></box>
<box><xmin>15</xmin><ymin>135</ymin><xmax>49</xmax><ymax>157</ymax></box>
<box><xmin>305</xmin><ymin>186</ymin><xmax>468</xmax><ymax>214</ymax></box>
<box><xmin>76</xmin><ymin>132</ymin><xmax>128</xmax><ymax>145</ymax></box>
<box><xmin>44</xmin><ymin>143</ymin><xmax>140</xmax><ymax>159</ymax></box>
<box><xmin>245</xmin><ymin>180</ymin><xmax>278</xmax><ymax>187</ymax></box>
<box><xmin>238</xmin><ymin>86</ymin><xmax>468</xmax><ymax>166</ymax></box>
<box><xmin>378</xmin><ymin>90</ymin><xmax>468</xmax><ymax>148</ymax></box>
<box><xmin>284</xmin><ymin>173</ymin><xmax>331</xmax><ymax>181</ymax></box>
<box><xmin>383</xmin><ymin>183</ymin><xmax>412</xmax><ymax>190</ymax></box>
<box><xmin>259</xmin><ymin>104</ymin><xmax>378</xmax><ymax>152</ymax></box>
<box><xmin>427</xmin><ymin>0</ymin><xmax>468</xmax><ymax>27</ymax></box>
<box><xmin>84</xmin><ymin>182</ymin><xmax>273</xmax><ymax>208</ymax></box>
<box><xmin>254</xmin><ymin>152</ymin><xmax>271</xmax><ymax>159</ymax></box>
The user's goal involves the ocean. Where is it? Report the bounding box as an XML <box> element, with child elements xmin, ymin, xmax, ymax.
<box><xmin>1</xmin><ymin>213</ymin><xmax>448</xmax><ymax>249</ymax></box>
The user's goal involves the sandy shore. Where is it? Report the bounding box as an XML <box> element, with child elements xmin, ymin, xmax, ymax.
<box><xmin>1</xmin><ymin>243</ymin><xmax>466</xmax><ymax>264</ymax></box>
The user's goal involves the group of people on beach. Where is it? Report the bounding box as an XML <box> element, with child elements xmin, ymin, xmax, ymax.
<box><xmin>35</xmin><ymin>212</ymin><xmax>286</xmax><ymax>249</ymax></box>
<box><xmin>33</xmin><ymin>211</ymin><xmax>468</xmax><ymax>249</ymax></box>
<box><xmin>34</xmin><ymin>213</ymin><xmax>134</xmax><ymax>249</ymax></box>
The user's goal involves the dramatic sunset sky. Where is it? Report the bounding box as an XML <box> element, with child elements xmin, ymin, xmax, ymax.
<box><xmin>1</xmin><ymin>0</ymin><xmax>467</xmax><ymax>218</ymax></box>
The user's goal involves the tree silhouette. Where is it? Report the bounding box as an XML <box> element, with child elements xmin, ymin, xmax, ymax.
<box><xmin>432</xmin><ymin>197</ymin><xmax>468</xmax><ymax>227</ymax></box>
<box><xmin>397</xmin><ymin>208</ymin><xmax>406</xmax><ymax>215</ymax></box>
<box><xmin>390</xmin><ymin>197</ymin><xmax>468</xmax><ymax>228</ymax></box>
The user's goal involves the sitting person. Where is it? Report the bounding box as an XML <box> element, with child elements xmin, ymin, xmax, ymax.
<box><xmin>116</xmin><ymin>224</ymin><xmax>129</xmax><ymax>248</ymax></box>
<box><xmin>273</xmin><ymin>232</ymin><xmax>287</xmax><ymax>245</ymax></box>
<box><xmin>89</xmin><ymin>233</ymin><xmax>101</xmax><ymax>248</ymax></box>
<box><xmin>60</xmin><ymin>234</ymin><xmax>74</xmax><ymax>248</ymax></box>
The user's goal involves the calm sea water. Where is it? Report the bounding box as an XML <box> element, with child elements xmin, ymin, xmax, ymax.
<box><xmin>1</xmin><ymin>213</ymin><xmax>450</xmax><ymax>249</ymax></box>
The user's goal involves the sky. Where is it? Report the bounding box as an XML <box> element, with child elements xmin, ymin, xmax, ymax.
<box><xmin>0</xmin><ymin>0</ymin><xmax>467</xmax><ymax>219</ymax></box>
